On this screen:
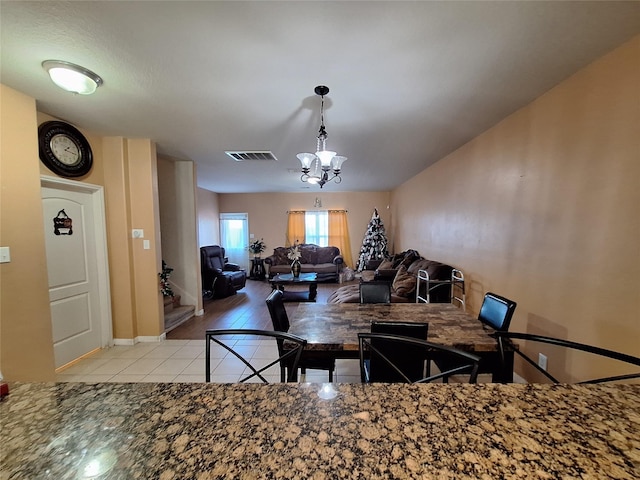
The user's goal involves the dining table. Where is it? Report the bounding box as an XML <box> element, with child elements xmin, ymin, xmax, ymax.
<box><xmin>2</xmin><ymin>381</ymin><xmax>638</xmax><ymax>478</ymax></box>
<box><xmin>288</xmin><ymin>302</ymin><xmax>514</xmax><ymax>382</ymax></box>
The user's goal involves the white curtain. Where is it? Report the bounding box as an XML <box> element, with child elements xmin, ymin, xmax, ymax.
<box><xmin>220</xmin><ymin>213</ymin><xmax>248</xmax><ymax>270</ymax></box>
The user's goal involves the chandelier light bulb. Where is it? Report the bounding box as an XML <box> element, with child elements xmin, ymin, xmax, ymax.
<box><xmin>316</xmin><ymin>150</ymin><xmax>336</xmax><ymax>167</ymax></box>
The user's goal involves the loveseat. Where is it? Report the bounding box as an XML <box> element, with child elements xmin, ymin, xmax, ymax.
<box><xmin>328</xmin><ymin>249</ymin><xmax>458</xmax><ymax>303</ymax></box>
<box><xmin>264</xmin><ymin>244</ymin><xmax>344</xmax><ymax>282</ymax></box>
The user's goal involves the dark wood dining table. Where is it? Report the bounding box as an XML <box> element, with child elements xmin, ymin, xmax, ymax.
<box><xmin>288</xmin><ymin>302</ymin><xmax>514</xmax><ymax>382</ymax></box>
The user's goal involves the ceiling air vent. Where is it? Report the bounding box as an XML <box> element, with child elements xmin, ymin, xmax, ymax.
<box><xmin>225</xmin><ymin>151</ymin><xmax>278</xmax><ymax>162</ymax></box>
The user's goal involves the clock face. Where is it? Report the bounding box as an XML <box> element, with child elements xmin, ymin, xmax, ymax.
<box><xmin>50</xmin><ymin>134</ymin><xmax>82</xmax><ymax>166</ymax></box>
<box><xmin>38</xmin><ymin>121</ymin><xmax>93</xmax><ymax>177</ymax></box>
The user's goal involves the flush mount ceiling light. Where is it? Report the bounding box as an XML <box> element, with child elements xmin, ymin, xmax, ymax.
<box><xmin>297</xmin><ymin>85</ymin><xmax>347</xmax><ymax>188</ymax></box>
<box><xmin>42</xmin><ymin>60</ymin><xmax>103</xmax><ymax>95</ymax></box>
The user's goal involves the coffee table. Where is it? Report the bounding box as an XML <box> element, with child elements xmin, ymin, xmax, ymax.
<box><xmin>269</xmin><ymin>272</ymin><xmax>317</xmax><ymax>302</ymax></box>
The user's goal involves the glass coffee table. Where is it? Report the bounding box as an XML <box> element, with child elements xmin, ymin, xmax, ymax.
<box><xmin>269</xmin><ymin>273</ymin><xmax>318</xmax><ymax>302</ymax></box>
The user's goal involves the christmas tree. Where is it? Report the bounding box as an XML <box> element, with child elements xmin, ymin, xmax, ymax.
<box><xmin>356</xmin><ymin>208</ymin><xmax>389</xmax><ymax>272</ymax></box>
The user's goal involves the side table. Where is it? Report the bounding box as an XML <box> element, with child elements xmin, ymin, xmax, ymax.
<box><xmin>250</xmin><ymin>258</ymin><xmax>266</xmax><ymax>280</ymax></box>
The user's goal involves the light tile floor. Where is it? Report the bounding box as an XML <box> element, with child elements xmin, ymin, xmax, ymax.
<box><xmin>56</xmin><ymin>338</ymin><xmax>363</xmax><ymax>384</ymax></box>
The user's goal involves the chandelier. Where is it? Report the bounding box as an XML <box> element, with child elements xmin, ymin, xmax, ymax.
<box><xmin>297</xmin><ymin>85</ymin><xmax>347</xmax><ymax>188</ymax></box>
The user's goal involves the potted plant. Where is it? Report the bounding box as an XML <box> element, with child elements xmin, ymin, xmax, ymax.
<box><xmin>159</xmin><ymin>260</ymin><xmax>174</xmax><ymax>298</ymax></box>
<box><xmin>248</xmin><ymin>238</ymin><xmax>266</xmax><ymax>259</ymax></box>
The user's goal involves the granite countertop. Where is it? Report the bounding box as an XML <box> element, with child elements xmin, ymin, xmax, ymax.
<box><xmin>2</xmin><ymin>382</ymin><xmax>639</xmax><ymax>479</ymax></box>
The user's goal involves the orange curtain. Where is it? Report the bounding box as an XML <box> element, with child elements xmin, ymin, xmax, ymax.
<box><xmin>328</xmin><ymin>210</ymin><xmax>353</xmax><ymax>269</ymax></box>
<box><xmin>286</xmin><ymin>211</ymin><xmax>305</xmax><ymax>247</ymax></box>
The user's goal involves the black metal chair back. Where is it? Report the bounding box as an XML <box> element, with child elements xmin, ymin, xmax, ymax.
<box><xmin>265</xmin><ymin>289</ymin><xmax>335</xmax><ymax>382</ymax></box>
<box><xmin>478</xmin><ymin>292</ymin><xmax>517</xmax><ymax>331</ymax></box>
<box><xmin>360</xmin><ymin>281</ymin><xmax>391</xmax><ymax>304</ymax></box>
<box><xmin>205</xmin><ymin>329</ymin><xmax>306</xmax><ymax>383</ymax></box>
<box><xmin>359</xmin><ymin>332</ymin><xmax>480</xmax><ymax>384</ymax></box>
<box><xmin>369</xmin><ymin>321</ymin><xmax>429</xmax><ymax>382</ymax></box>
<box><xmin>495</xmin><ymin>331</ymin><xmax>640</xmax><ymax>384</ymax></box>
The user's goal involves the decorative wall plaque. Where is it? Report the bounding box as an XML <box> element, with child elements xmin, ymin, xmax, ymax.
<box><xmin>53</xmin><ymin>209</ymin><xmax>73</xmax><ymax>235</ymax></box>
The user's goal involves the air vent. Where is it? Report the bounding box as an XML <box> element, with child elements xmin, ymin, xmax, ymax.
<box><xmin>225</xmin><ymin>151</ymin><xmax>278</xmax><ymax>162</ymax></box>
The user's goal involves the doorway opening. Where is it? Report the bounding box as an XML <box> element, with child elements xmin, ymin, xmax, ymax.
<box><xmin>220</xmin><ymin>213</ymin><xmax>248</xmax><ymax>270</ymax></box>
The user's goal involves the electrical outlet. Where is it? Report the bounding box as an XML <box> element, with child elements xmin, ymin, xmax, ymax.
<box><xmin>538</xmin><ymin>353</ymin><xmax>548</xmax><ymax>371</ymax></box>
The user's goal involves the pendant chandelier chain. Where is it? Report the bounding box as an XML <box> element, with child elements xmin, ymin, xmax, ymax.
<box><xmin>318</xmin><ymin>94</ymin><xmax>327</xmax><ymax>152</ymax></box>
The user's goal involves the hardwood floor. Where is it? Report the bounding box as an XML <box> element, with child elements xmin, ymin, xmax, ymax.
<box><xmin>166</xmin><ymin>277</ymin><xmax>347</xmax><ymax>340</ymax></box>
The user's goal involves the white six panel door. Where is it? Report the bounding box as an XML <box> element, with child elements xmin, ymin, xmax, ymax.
<box><xmin>41</xmin><ymin>186</ymin><xmax>102</xmax><ymax>368</ymax></box>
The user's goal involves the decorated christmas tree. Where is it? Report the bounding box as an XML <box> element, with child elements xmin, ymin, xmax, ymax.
<box><xmin>356</xmin><ymin>208</ymin><xmax>389</xmax><ymax>272</ymax></box>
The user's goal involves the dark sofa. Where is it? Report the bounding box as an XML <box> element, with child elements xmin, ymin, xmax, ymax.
<box><xmin>328</xmin><ymin>249</ymin><xmax>458</xmax><ymax>303</ymax></box>
<box><xmin>264</xmin><ymin>243</ymin><xmax>344</xmax><ymax>282</ymax></box>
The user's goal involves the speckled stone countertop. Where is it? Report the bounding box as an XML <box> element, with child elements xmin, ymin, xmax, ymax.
<box><xmin>2</xmin><ymin>382</ymin><xmax>639</xmax><ymax>479</ymax></box>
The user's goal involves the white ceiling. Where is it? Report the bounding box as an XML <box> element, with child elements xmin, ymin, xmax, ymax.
<box><xmin>2</xmin><ymin>1</ymin><xmax>639</xmax><ymax>193</ymax></box>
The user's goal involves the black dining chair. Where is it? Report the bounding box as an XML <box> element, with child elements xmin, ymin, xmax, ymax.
<box><xmin>359</xmin><ymin>281</ymin><xmax>391</xmax><ymax>304</ymax></box>
<box><xmin>434</xmin><ymin>291</ymin><xmax>517</xmax><ymax>382</ymax></box>
<box><xmin>478</xmin><ymin>292</ymin><xmax>517</xmax><ymax>331</ymax></box>
<box><xmin>494</xmin><ymin>331</ymin><xmax>640</xmax><ymax>384</ymax></box>
<box><xmin>205</xmin><ymin>328</ymin><xmax>306</xmax><ymax>383</ymax></box>
<box><xmin>359</xmin><ymin>332</ymin><xmax>480</xmax><ymax>384</ymax></box>
<box><xmin>266</xmin><ymin>289</ymin><xmax>335</xmax><ymax>382</ymax></box>
<box><xmin>368</xmin><ymin>321</ymin><xmax>430</xmax><ymax>381</ymax></box>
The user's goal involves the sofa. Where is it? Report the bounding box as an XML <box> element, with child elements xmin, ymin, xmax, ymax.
<box><xmin>328</xmin><ymin>249</ymin><xmax>457</xmax><ymax>303</ymax></box>
<box><xmin>200</xmin><ymin>245</ymin><xmax>247</xmax><ymax>299</ymax></box>
<box><xmin>264</xmin><ymin>244</ymin><xmax>344</xmax><ymax>282</ymax></box>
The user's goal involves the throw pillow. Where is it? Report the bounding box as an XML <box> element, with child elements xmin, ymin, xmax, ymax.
<box><xmin>274</xmin><ymin>247</ymin><xmax>288</xmax><ymax>265</ymax></box>
<box><xmin>378</xmin><ymin>259</ymin><xmax>394</xmax><ymax>270</ymax></box>
<box><xmin>400</xmin><ymin>250</ymin><xmax>421</xmax><ymax>267</ymax></box>
<box><xmin>392</xmin><ymin>265</ymin><xmax>417</xmax><ymax>298</ymax></box>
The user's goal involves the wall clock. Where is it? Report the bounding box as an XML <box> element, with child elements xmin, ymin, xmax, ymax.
<box><xmin>38</xmin><ymin>121</ymin><xmax>93</xmax><ymax>177</ymax></box>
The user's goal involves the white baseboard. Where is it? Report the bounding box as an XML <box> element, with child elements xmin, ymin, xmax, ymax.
<box><xmin>137</xmin><ymin>333</ymin><xmax>167</xmax><ymax>343</ymax></box>
<box><xmin>196</xmin><ymin>308</ymin><xmax>204</xmax><ymax>316</ymax></box>
<box><xmin>513</xmin><ymin>372</ymin><xmax>527</xmax><ymax>384</ymax></box>
<box><xmin>113</xmin><ymin>333</ymin><xmax>167</xmax><ymax>345</ymax></box>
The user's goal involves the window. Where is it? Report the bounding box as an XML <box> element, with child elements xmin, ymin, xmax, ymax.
<box><xmin>220</xmin><ymin>213</ymin><xmax>248</xmax><ymax>269</ymax></box>
<box><xmin>305</xmin><ymin>211</ymin><xmax>328</xmax><ymax>246</ymax></box>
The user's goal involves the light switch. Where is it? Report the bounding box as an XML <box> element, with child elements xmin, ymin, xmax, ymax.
<box><xmin>143</xmin><ymin>240</ymin><xmax>150</xmax><ymax>250</ymax></box>
<box><xmin>0</xmin><ymin>246</ymin><xmax>10</xmax><ymax>263</ymax></box>
<box><xmin>132</xmin><ymin>229</ymin><xmax>144</xmax><ymax>239</ymax></box>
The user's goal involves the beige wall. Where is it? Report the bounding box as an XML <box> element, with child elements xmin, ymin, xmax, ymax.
<box><xmin>391</xmin><ymin>36</ymin><xmax>640</xmax><ymax>381</ymax></box>
<box><xmin>127</xmin><ymin>139</ymin><xmax>163</xmax><ymax>337</ymax></box>
<box><xmin>0</xmin><ymin>85</ymin><xmax>56</xmax><ymax>381</ymax></box>
<box><xmin>218</xmin><ymin>191</ymin><xmax>391</xmax><ymax>268</ymax></box>
<box><xmin>103</xmin><ymin>136</ymin><xmax>136</xmax><ymax>340</ymax></box>
<box><xmin>158</xmin><ymin>156</ymin><xmax>202</xmax><ymax>311</ymax></box>
<box><xmin>197</xmin><ymin>187</ymin><xmax>220</xmax><ymax>247</ymax></box>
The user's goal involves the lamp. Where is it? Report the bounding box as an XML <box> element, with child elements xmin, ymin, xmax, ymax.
<box><xmin>297</xmin><ymin>86</ymin><xmax>347</xmax><ymax>188</ymax></box>
<box><xmin>42</xmin><ymin>60</ymin><xmax>103</xmax><ymax>95</ymax></box>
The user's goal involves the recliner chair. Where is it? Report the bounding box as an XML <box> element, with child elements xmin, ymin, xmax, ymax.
<box><xmin>200</xmin><ymin>245</ymin><xmax>247</xmax><ymax>298</ymax></box>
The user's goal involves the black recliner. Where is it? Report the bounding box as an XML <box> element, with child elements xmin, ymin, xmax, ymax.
<box><xmin>200</xmin><ymin>246</ymin><xmax>247</xmax><ymax>298</ymax></box>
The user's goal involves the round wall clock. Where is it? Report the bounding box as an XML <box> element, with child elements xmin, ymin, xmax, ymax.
<box><xmin>38</xmin><ymin>120</ymin><xmax>93</xmax><ymax>177</ymax></box>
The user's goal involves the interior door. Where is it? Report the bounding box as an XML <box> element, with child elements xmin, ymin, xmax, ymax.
<box><xmin>41</xmin><ymin>186</ymin><xmax>103</xmax><ymax>368</ymax></box>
